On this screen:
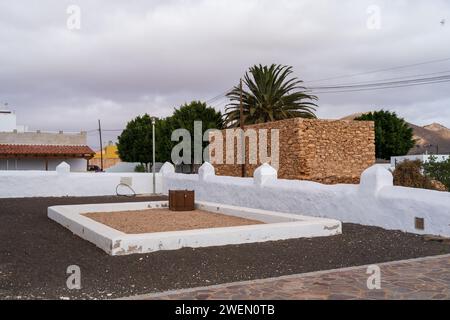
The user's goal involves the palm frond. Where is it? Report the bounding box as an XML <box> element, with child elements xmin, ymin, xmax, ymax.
<box><xmin>223</xmin><ymin>64</ymin><xmax>318</xmax><ymax>127</ymax></box>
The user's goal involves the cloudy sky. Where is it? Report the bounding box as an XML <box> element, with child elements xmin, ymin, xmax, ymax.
<box><xmin>0</xmin><ymin>0</ymin><xmax>449</xmax><ymax>147</ymax></box>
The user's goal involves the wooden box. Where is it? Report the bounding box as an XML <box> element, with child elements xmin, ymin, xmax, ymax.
<box><xmin>169</xmin><ymin>190</ymin><xmax>195</xmax><ymax>211</ymax></box>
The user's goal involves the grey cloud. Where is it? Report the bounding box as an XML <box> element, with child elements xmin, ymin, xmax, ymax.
<box><xmin>0</xmin><ymin>0</ymin><xmax>449</xmax><ymax>146</ymax></box>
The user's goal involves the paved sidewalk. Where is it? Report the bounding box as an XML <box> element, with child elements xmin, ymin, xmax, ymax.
<box><xmin>128</xmin><ymin>254</ymin><xmax>450</xmax><ymax>300</ymax></box>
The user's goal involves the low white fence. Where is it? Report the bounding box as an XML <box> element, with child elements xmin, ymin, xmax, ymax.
<box><xmin>0</xmin><ymin>162</ymin><xmax>162</xmax><ymax>198</ymax></box>
<box><xmin>2</xmin><ymin>160</ymin><xmax>450</xmax><ymax>237</ymax></box>
<box><xmin>160</xmin><ymin>162</ymin><xmax>450</xmax><ymax>237</ymax></box>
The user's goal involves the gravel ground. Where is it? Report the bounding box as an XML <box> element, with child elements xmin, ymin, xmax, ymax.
<box><xmin>1</xmin><ymin>196</ymin><xmax>449</xmax><ymax>300</ymax></box>
<box><xmin>84</xmin><ymin>208</ymin><xmax>263</xmax><ymax>234</ymax></box>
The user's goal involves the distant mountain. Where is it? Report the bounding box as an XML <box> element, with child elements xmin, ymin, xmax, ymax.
<box><xmin>340</xmin><ymin>112</ymin><xmax>366</xmax><ymax>121</ymax></box>
<box><xmin>423</xmin><ymin>123</ymin><xmax>450</xmax><ymax>139</ymax></box>
<box><xmin>340</xmin><ymin>113</ymin><xmax>450</xmax><ymax>155</ymax></box>
<box><xmin>407</xmin><ymin>122</ymin><xmax>450</xmax><ymax>155</ymax></box>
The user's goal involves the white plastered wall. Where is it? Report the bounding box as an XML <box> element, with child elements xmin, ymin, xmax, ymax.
<box><xmin>161</xmin><ymin>162</ymin><xmax>450</xmax><ymax>237</ymax></box>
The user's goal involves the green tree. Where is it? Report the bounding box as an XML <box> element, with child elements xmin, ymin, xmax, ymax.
<box><xmin>117</xmin><ymin>114</ymin><xmax>156</xmax><ymax>171</ymax></box>
<box><xmin>155</xmin><ymin>116</ymin><xmax>176</xmax><ymax>164</ymax></box>
<box><xmin>223</xmin><ymin>64</ymin><xmax>318</xmax><ymax>128</ymax></box>
<box><xmin>170</xmin><ymin>101</ymin><xmax>223</xmax><ymax>172</ymax></box>
<box><xmin>355</xmin><ymin>110</ymin><xmax>415</xmax><ymax>160</ymax></box>
<box><xmin>423</xmin><ymin>156</ymin><xmax>450</xmax><ymax>191</ymax></box>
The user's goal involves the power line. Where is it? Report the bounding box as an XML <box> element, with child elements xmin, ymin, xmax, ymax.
<box><xmin>209</xmin><ymin>96</ymin><xmax>229</xmax><ymax>109</ymax></box>
<box><xmin>205</xmin><ymin>74</ymin><xmax>450</xmax><ymax>101</ymax></box>
<box><xmin>204</xmin><ymin>88</ymin><xmax>233</xmax><ymax>105</ymax></box>
<box><xmin>202</xmin><ymin>57</ymin><xmax>450</xmax><ymax>107</ymax></box>
<box><xmin>310</xmin><ymin>78</ymin><xmax>450</xmax><ymax>94</ymax></box>
<box><xmin>303</xmin><ymin>57</ymin><xmax>450</xmax><ymax>84</ymax></box>
<box><xmin>86</xmin><ymin>128</ymin><xmax>124</xmax><ymax>134</ymax></box>
<box><xmin>308</xmin><ymin>74</ymin><xmax>450</xmax><ymax>90</ymax></box>
<box><xmin>308</xmin><ymin>69</ymin><xmax>450</xmax><ymax>88</ymax></box>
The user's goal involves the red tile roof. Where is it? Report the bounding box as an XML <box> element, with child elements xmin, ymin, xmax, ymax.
<box><xmin>0</xmin><ymin>144</ymin><xmax>95</xmax><ymax>157</ymax></box>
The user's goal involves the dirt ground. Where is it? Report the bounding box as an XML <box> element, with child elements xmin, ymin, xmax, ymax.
<box><xmin>83</xmin><ymin>209</ymin><xmax>264</xmax><ymax>233</ymax></box>
<box><xmin>1</xmin><ymin>196</ymin><xmax>450</xmax><ymax>300</ymax></box>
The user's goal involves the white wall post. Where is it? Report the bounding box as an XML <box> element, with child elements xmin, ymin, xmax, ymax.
<box><xmin>253</xmin><ymin>163</ymin><xmax>277</xmax><ymax>186</ymax></box>
<box><xmin>198</xmin><ymin>162</ymin><xmax>215</xmax><ymax>181</ymax></box>
<box><xmin>359</xmin><ymin>164</ymin><xmax>393</xmax><ymax>195</ymax></box>
<box><xmin>159</xmin><ymin>162</ymin><xmax>175</xmax><ymax>194</ymax></box>
<box><xmin>56</xmin><ymin>161</ymin><xmax>71</xmax><ymax>174</ymax></box>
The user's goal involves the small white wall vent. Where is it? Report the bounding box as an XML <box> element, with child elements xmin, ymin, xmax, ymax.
<box><xmin>120</xmin><ymin>177</ymin><xmax>132</xmax><ymax>186</ymax></box>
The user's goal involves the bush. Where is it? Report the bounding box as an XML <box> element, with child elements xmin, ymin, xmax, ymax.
<box><xmin>423</xmin><ymin>156</ymin><xmax>450</xmax><ymax>191</ymax></box>
<box><xmin>393</xmin><ymin>160</ymin><xmax>434</xmax><ymax>190</ymax></box>
<box><xmin>134</xmin><ymin>164</ymin><xmax>146</xmax><ymax>172</ymax></box>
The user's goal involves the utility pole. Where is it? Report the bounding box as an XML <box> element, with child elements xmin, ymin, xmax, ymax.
<box><xmin>239</xmin><ymin>78</ymin><xmax>246</xmax><ymax>177</ymax></box>
<box><xmin>98</xmin><ymin>119</ymin><xmax>104</xmax><ymax>171</ymax></box>
<box><xmin>151</xmin><ymin>117</ymin><xmax>156</xmax><ymax>195</ymax></box>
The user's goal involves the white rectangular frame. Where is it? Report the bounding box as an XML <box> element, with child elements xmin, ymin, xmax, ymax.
<box><xmin>48</xmin><ymin>201</ymin><xmax>341</xmax><ymax>255</ymax></box>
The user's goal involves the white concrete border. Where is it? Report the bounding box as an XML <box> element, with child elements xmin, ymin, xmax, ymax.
<box><xmin>48</xmin><ymin>201</ymin><xmax>341</xmax><ymax>255</ymax></box>
<box><xmin>162</xmin><ymin>162</ymin><xmax>450</xmax><ymax>237</ymax></box>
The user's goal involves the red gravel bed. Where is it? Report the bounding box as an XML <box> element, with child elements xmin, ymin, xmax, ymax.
<box><xmin>83</xmin><ymin>209</ymin><xmax>263</xmax><ymax>234</ymax></box>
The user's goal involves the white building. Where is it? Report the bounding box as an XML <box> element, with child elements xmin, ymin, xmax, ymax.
<box><xmin>0</xmin><ymin>109</ymin><xmax>28</xmax><ymax>132</ymax></box>
<box><xmin>0</xmin><ymin>109</ymin><xmax>94</xmax><ymax>171</ymax></box>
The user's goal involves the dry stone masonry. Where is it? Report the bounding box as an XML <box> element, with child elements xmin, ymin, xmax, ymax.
<box><xmin>210</xmin><ymin>118</ymin><xmax>375</xmax><ymax>184</ymax></box>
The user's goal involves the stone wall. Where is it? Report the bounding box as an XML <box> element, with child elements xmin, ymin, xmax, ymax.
<box><xmin>210</xmin><ymin>118</ymin><xmax>375</xmax><ymax>184</ymax></box>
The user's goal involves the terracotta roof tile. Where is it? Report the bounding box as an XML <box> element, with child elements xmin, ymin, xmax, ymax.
<box><xmin>0</xmin><ymin>144</ymin><xmax>95</xmax><ymax>156</ymax></box>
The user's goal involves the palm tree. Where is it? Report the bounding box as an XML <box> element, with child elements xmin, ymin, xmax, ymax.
<box><xmin>223</xmin><ymin>64</ymin><xmax>318</xmax><ymax>128</ymax></box>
